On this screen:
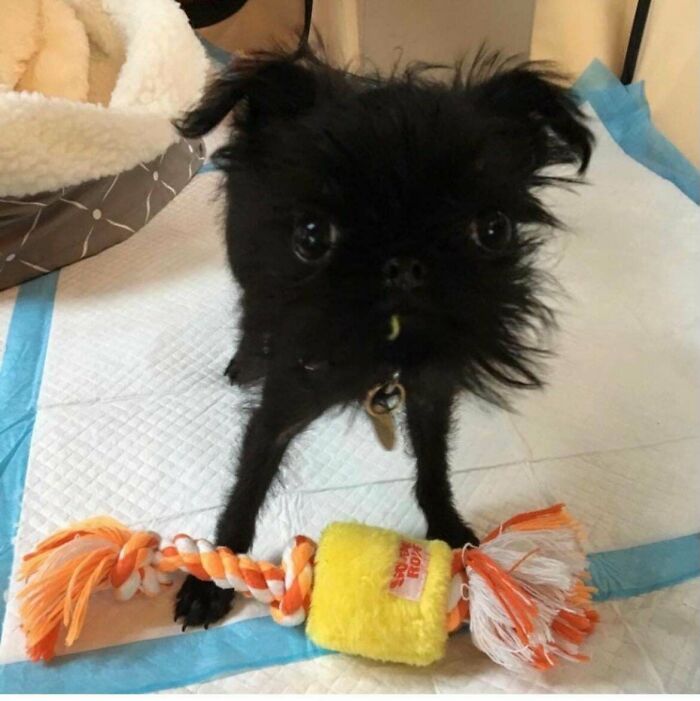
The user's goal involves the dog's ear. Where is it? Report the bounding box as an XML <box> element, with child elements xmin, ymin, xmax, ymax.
<box><xmin>176</xmin><ymin>53</ymin><xmax>320</xmax><ymax>137</ymax></box>
<box><xmin>470</xmin><ymin>63</ymin><xmax>594</xmax><ymax>174</ymax></box>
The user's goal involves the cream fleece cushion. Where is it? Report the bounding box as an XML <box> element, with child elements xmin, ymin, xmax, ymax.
<box><xmin>0</xmin><ymin>0</ymin><xmax>40</xmax><ymax>91</ymax></box>
<box><xmin>0</xmin><ymin>0</ymin><xmax>208</xmax><ymax>198</ymax></box>
<box><xmin>15</xmin><ymin>0</ymin><xmax>91</xmax><ymax>101</ymax></box>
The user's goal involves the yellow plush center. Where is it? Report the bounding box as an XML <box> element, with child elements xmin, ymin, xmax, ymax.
<box><xmin>306</xmin><ymin>522</ymin><xmax>453</xmax><ymax>666</ymax></box>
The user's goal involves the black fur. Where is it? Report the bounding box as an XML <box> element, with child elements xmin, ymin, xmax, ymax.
<box><xmin>173</xmin><ymin>48</ymin><xmax>593</xmax><ymax>628</ymax></box>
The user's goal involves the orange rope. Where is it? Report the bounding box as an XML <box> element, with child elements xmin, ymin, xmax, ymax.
<box><xmin>18</xmin><ymin>518</ymin><xmax>315</xmax><ymax>661</ymax></box>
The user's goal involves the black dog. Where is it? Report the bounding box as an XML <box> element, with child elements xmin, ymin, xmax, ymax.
<box><xmin>174</xmin><ymin>48</ymin><xmax>593</xmax><ymax>628</ymax></box>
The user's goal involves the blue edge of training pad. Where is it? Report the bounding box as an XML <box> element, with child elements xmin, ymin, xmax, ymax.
<box><xmin>573</xmin><ymin>59</ymin><xmax>700</xmax><ymax>204</ymax></box>
<box><xmin>1</xmin><ymin>59</ymin><xmax>699</xmax><ymax>692</ymax></box>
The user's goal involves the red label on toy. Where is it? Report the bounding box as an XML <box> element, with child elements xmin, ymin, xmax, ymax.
<box><xmin>389</xmin><ymin>540</ymin><xmax>429</xmax><ymax>601</ymax></box>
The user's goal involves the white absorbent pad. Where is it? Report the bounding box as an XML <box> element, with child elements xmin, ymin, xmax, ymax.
<box><xmin>0</xmin><ymin>110</ymin><xmax>699</xmax><ymax>693</ymax></box>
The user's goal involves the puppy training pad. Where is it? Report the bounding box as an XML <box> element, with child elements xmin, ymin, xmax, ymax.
<box><xmin>0</xmin><ymin>109</ymin><xmax>699</xmax><ymax>692</ymax></box>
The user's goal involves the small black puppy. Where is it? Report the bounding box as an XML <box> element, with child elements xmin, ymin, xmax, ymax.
<box><xmin>174</xmin><ymin>49</ymin><xmax>593</xmax><ymax>628</ymax></box>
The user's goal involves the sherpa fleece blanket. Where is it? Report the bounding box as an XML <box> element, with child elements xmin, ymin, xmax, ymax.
<box><xmin>0</xmin><ymin>0</ymin><xmax>208</xmax><ymax>198</ymax></box>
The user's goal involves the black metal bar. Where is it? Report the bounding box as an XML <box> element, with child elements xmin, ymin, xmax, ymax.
<box><xmin>177</xmin><ymin>1</ymin><xmax>249</xmax><ymax>30</ymax></box>
<box><xmin>178</xmin><ymin>0</ymin><xmax>313</xmax><ymax>56</ymax></box>
<box><xmin>620</xmin><ymin>0</ymin><xmax>652</xmax><ymax>84</ymax></box>
<box><xmin>299</xmin><ymin>0</ymin><xmax>314</xmax><ymax>52</ymax></box>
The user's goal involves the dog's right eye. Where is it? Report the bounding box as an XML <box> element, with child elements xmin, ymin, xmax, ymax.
<box><xmin>469</xmin><ymin>212</ymin><xmax>514</xmax><ymax>255</ymax></box>
<box><xmin>292</xmin><ymin>217</ymin><xmax>337</xmax><ymax>263</ymax></box>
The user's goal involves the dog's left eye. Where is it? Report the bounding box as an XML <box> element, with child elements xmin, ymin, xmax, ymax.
<box><xmin>292</xmin><ymin>217</ymin><xmax>338</xmax><ymax>263</ymax></box>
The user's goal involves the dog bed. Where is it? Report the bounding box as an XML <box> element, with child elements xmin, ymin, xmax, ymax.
<box><xmin>0</xmin><ymin>0</ymin><xmax>208</xmax><ymax>290</ymax></box>
<box><xmin>0</xmin><ymin>95</ymin><xmax>699</xmax><ymax>693</ymax></box>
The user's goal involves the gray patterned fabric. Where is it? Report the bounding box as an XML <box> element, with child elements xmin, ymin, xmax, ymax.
<box><xmin>0</xmin><ymin>138</ymin><xmax>205</xmax><ymax>290</ymax></box>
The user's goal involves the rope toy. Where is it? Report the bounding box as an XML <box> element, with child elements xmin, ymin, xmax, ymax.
<box><xmin>17</xmin><ymin>504</ymin><xmax>597</xmax><ymax>671</ymax></box>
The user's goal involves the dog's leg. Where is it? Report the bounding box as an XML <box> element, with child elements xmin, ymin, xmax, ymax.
<box><xmin>175</xmin><ymin>375</ymin><xmax>322</xmax><ymax>629</ymax></box>
<box><xmin>405</xmin><ymin>382</ymin><xmax>479</xmax><ymax>548</ymax></box>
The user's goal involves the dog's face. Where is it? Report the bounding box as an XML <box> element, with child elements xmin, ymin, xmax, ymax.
<box><xmin>180</xmin><ymin>52</ymin><xmax>593</xmax><ymax>405</ymax></box>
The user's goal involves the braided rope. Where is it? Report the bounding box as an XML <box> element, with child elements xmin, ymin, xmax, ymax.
<box><xmin>270</xmin><ymin>536</ymin><xmax>316</xmax><ymax>626</ymax></box>
<box><xmin>106</xmin><ymin>532</ymin><xmax>317</xmax><ymax>624</ymax></box>
<box><xmin>446</xmin><ymin>549</ymin><xmax>470</xmax><ymax>632</ymax></box>
<box><xmin>111</xmin><ymin>531</ymin><xmax>171</xmax><ymax>600</ymax></box>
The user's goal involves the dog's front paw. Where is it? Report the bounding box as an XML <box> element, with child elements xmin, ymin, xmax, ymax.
<box><xmin>174</xmin><ymin>575</ymin><xmax>235</xmax><ymax>630</ymax></box>
<box><xmin>426</xmin><ymin>519</ymin><xmax>480</xmax><ymax>549</ymax></box>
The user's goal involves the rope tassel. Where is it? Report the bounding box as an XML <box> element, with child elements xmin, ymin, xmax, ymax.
<box><xmin>17</xmin><ymin>505</ymin><xmax>597</xmax><ymax>671</ymax></box>
<box><xmin>464</xmin><ymin>505</ymin><xmax>599</xmax><ymax>672</ymax></box>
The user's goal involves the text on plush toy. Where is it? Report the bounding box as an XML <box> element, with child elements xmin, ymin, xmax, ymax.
<box><xmin>389</xmin><ymin>540</ymin><xmax>430</xmax><ymax>601</ymax></box>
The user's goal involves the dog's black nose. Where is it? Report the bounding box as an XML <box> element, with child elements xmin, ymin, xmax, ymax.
<box><xmin>383</xmin><ymin>257</ymin><xmax>426</xmax><ymax>291</ymax></box>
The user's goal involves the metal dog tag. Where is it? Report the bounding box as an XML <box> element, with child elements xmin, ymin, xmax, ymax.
<box><xmin>364</xmin><ymin>380</ymin><xmax>406</xmax><ymax>451</ymax></box>
<box><xmin>369</xmin><ymin>412</ymin><xmax>398</xmax><ymax>451</ymax></box>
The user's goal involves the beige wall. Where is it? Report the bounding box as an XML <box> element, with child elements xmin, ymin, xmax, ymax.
<box><xmin>201</xmin><ymin>0</ymin><xmax>535</xmax><ymax>70</ymax></box>
<box><xmin>314</xmin><ymin>0</ymin><xmax>535</xmax><ymax>71</ymax></box>
<box><xmin>312</xmin><ymin>0</ymin><xmax>361</xmax><ymax>66</ymax></box>
<box><xmin>531</xmin><ymin>0</ymin><xmax>637</xmax><ymax>77</ymax></box>
<box><xmin>531</xmin><ymin>0</ymin><xmax>700</xmax><ymax>167</ymax></box>
<box><xmin>636</xmin><ymin>0</ymin><xmax>699</xmax><ymax>168</ymax></box>
<box><xmin>357</xmin><ymin>0</ymin><xmax>535</xmax><ymax>72</ymax></box>
<box><xmin>198</xmin><ymin>0</ymin><xmax>699</xmax><ymax>168</ymax></box>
